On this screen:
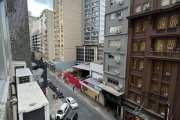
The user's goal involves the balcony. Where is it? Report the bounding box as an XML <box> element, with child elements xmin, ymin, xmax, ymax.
<box><xmin>151</xmin><ymin>27</ymin><xmax>180</xmax><ymax>37</ymax></box>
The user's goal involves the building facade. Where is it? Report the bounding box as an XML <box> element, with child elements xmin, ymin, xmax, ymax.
<box><xmin>39</xmin><ymin>9</ymin><xmax>54</xmax><ymax>62</ymax></box>
<box><xmin>125</xmin><ymin>0</ymin><xmax>180</xmax><ymax>120</ymax></box>
<box><xmin>83</xmin><ymin>0</ymin><xmax>105</xmax><ymax>45</ymax></box>
<box><xmin>53</xmin><ymin>0</ymin><xmax>83</xmax><ymax>62</ymax></box>
<box><xmin>31</xmin><ymin>30</ymin><xmax>41</xmax><ymax>51</ymax></box>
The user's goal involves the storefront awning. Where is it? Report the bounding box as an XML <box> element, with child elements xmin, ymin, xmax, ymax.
<box><xmin>80</xmin><ymin>78</ymin><xmax>102</xmax><ymax>94</ymax></box>
<box><xmin>98</xmin><ymin>84</ymin><xmax>123</xmax><ymax>97</ymax></box>
<box><xmin>73</xmin><ymin>64</ymin><xmax>90</xmax><ymax>71</ymax></box>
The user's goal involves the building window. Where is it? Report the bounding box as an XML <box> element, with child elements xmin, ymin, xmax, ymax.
<box><xmin>109</xmin><ymin>40</ymin><xmax>121</xmax><ymax>47</ymax></box>
<box><xmin>138</xmin><ymin>59</ymin><xmax>144</xmax><ymax>69</ymax></box>
<box><xmin>158</xmin><ymin>104</ymin><xmax>165</xmax><ymax>115</ymax></box>
<box><xmin>108</xmin><ymin>78</ymin><xmax>119</xmax><ymax>85</ymax></box>
<box><xmin>134</xmin><ymin>22</ymin><xmax>141</xmax><ymax>32</ymax></box>
<box><xmin>149</xmin><ymin>100</ymin><xmax>156</xmax><ymax>111</ymax></box>
<box><xmin>163</xmin><ymin>62</ymin><xmax>171</xmax><ymax>75</ymax></box>
<box><xmin>129</xmin><ymin>91</ymin><xmax>134</xmax><ymax>101</ymax></box>
<box><xmin>135</xmin><ymin>94</ymin><xmax>141</xmax><ymax>104</ymax></box>
<box><xmin>110</xmin><ymin>13</ymin><xmax>116</xmax><ymax>20</ymax></box>
<box><xmin>110</xmin><ymin>0</ymin><xmax>121</xmax><ymax>5</ymax></box>
<box><xmin>108</xmin><ymin>53</ymin><xmax>120</xmax><ymax>60</ymax></box>
<box><xmin>142</xmin><ymin>21</ymin><xmax>148</xmax><ymax>31</ymax></box>
<box><xmin>155</xmin><ymin>40</ymin><xmax>165</xmax><ymax>52</ymax></box>
<box><xmin>150</xmin><ymin>81</ymin><xmax>158</xmax><ymax>93</ymax></box>
<box><xmin>143</xmin><ymin>2</ymin><xmax>149</xmax><ymax>11</ymax></box>
<box><xmin>110</xmin><ymin>26</ymin><xmax>122</xmax><ymax>34</ymax></box>
<box><xmin>129</xmin><ymin>76</ymin><xmax>142</xmax><ymax>88</ymax></box>
<box><xmin>160</xmin><ymin>83</ymin><xmax>169</xmax><ymax>96</ymax></box>
<box><xmin>169</xmin><ymin>15</ymin><xmax>179</xmax><ymax>27</ymax></box>
<box><xmin>140</xmin><ymin>41</ymin><xmax>145</xmax><ymax>51</ymax></box>
<box><xmin>152</xmin><ymin>61</ymin><xmax>161</xmax><ymax>74</ymax></box>
<box><xmin>158</xmin><ymin>17</ymin><xmax>167</xmax><ymax>29</ymax></box>
<box><xmin>162</xmin><ymin>0</ymin><xmax>170</xmax><ymax>6</ymax></box>
<box><xmin>132</xmin><ymin>41</ymin><xmax>138</xmax><ymax>51</ymax></box>
<box><xmin>108</xmin><ymin>65</ymin><xmax>119</xmax><ymax>74</ymax></box>
<box><xmin>131</xmin><ymin>59</ymin><xmax>137</xmax><ymax>69</ymax></box>
<box><xmin>136</xmin><ymin>5</ymin><xmax>141</xmax><ymax>13</ymax></box>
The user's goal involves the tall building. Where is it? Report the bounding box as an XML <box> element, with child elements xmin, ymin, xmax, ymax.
<box><xmin>83</xmin><ymin>0</ymin><xmax>105</xmax><ymax>45</ymax></box>
<box><xmin>124</xmin><ymin>0</ymin><xmax>180</xmax><ymax>119</ymax></box>
<box><xmin>39</xmin><ymin>9</ymin><xmax>54</xmax><ymax>62</ymax></box>
<box><xmin>29</xmin><ymin>15</ymin><xmax>40</xmax><ymax>52</ymax></box>
<box><xmin>7</xmin><ymin>0</ymin><xmax>32</xmax><ymax>69</ymax></box>
<box><xmin>53</xmin><ymin>0</ymin><xmax>83</xmax><ymax>62</ymax></box>
<box><xmin>31</xmin><ymin>30</ymin><xmax>41</xmax><ymax>51</ymax></box>
<box><xmin>98</xmin><ymin>0</ymin><xmax>130</xmax><ymax>118</ymax></box>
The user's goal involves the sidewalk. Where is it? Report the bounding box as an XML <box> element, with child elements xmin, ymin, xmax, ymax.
<box><xmin>48</xmin><ymin>70</ymin><xmax>117</xmax><ymax>120</ymax></box>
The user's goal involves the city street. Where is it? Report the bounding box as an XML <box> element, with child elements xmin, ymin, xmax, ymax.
<box><xmin>47</xmin><ymin>73</ymin><xmax>106</xmax><ymax>120</ymax></box>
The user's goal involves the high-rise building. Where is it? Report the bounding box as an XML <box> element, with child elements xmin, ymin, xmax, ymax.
<box><xmin>124</xmin><ymin>0</ymin><xmax>180</xmax><ymax>119</ymax></box>
<box><xmin>98</xmin><ymin>0</ymin><xmax>130</xmax><ymax>118</ymax></box>
<box><xmin>29</xmin><ymin>15</ymin><xmax>40</xmax><ymax>52</ymax></box>
<box><xmin>31</xmin><ymin>30</ymin><xmax>41</xmax><ymax>51</ymax></box>
<box><xmin>39</xmin><ymin>9</ymin><xmax>54</xmax><ymax>62</ymax></box>
<box><xmin>53</xmin><ymin>0</ymin><xmax>83</xmax><ymax>62</ymax></box>
<box><xmin>83</xmin><ymin>0</ymin><xmax>105</xmax><ymax>45</ymax></box>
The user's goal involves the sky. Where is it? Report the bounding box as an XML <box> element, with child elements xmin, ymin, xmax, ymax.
<box><xmin>28</xmin><ymin>0</ymin><xmax>53</xmax><ymax>17</ymax></box>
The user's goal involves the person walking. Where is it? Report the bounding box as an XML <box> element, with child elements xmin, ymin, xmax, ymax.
<box><xmin>95</xmin><ymin>95</ymin><xmax>97</xmax><ymax>101</ymax></box>
<box><xmin>73</xmin><ymin>84</ymin><xmax>75</xmax><ymax>92</ymax></box>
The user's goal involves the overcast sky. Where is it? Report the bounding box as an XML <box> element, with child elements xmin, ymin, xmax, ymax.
<box><xmin>27</xmin><ymin>0</ymin><xmax>53</xmax><ymax>17</ymax></box>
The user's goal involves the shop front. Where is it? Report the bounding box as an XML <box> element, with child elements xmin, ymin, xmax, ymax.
<box><xmin>80</xmin><ymin>78</ymin><xmax>102</xmax><ymax>102</ymax></box>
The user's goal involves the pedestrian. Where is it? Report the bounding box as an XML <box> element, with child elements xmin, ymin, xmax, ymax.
<box><xmin>95</xmin><ymin>95</ymin><xmax>97</xmax><ymax>101</ymax></box>
<box><xmin>73</xmin><ymin>84</ymin><xmax>75</xmax><ymax>92</ymax></box>
<box><xmin>52</xmin><ymin>93</ymin><xmax>55</xmax><ymax>99</ymax></box>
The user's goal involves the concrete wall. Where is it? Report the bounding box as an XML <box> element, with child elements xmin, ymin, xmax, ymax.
<box><xmin>90</xmin><ymin>62</ymin><xmax>103</xmax><ymax>78</ymax></box>
<box><xmin>63</xmin><ymin>0</ymin><xmax>82</xmax><ymax>62</ymax></box>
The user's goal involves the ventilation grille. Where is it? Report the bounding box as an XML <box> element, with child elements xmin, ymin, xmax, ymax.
<box><xmin>23</xmin><ymin>106</ymin><xmax>45</xmax><ymax>120</ymax></box>
<box><xmin>19</xmin><ymin>76</ymin><xmax>30</xmax><ymax>84</ymax></box>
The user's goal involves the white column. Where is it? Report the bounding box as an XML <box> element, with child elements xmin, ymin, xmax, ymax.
<box><xmin>45</xmin><ymin>104</ymin><xmax>49</xmax><ymax>120</ymax></box>
<box><xmin>13</xmin><ymin>105</ymin><xmax>17</xmax><ymax>120</ymax></box>
<box><xmin>18</xmin><ymin>112</ymin><xmax>23</xmax><ymax>120</ymax></box>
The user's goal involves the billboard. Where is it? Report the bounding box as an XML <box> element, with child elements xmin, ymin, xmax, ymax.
<box><xmin>32</xmin><ymin>57</ymin><xmax>47</xmax><ymax>88</ymax></box>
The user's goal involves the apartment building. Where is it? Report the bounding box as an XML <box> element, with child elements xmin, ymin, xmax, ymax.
<box><xmin>29</xmin><ymin>15</ymin><xmax>40</xmax><ymax>52</ymax></box>
<box><xmin>124</xmin><ymin>0</ymin><xmax>180</xmax><ymax>120</ymax></box>
<box><xmin>98</xmin><ymin>0</ymin><xmax>130</xmax><ymax>118</ymax></box>
<box><xmin>53</xmin><ymin>0</ymin><xmax>83</xmax><ymax>62</ymax></box>
<box><xmin>31</xmin><ymin>30</ymin><xmax>41</xmax><ymax>51</ymax></box>
<box><xmin>39</xmin><ymin>9</ymin><xmax>54</xmax><ymax>62</ymax></box>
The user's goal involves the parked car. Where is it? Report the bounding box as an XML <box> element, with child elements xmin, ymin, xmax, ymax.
<box><xmin>66</xmin><ymin>111</ymin><xmax>78</xmax><ymax>120</ymax></box>
<box><xmin>65</xmin><ymin>97</ymin><xmax>78</xmax><ymax>109</ymax></box>
<box><xmin>56</xmin><ymin>103</ymin><xmax>69</xmax><ymax>120</ymax></box>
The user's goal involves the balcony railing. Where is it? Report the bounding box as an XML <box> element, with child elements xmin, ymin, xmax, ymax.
<box><xmin>149</xmin><ymin>50</ymin><xmax>180</xmax><ymax>59</ymax></box>
<box><xmin>152</xmin><ymin>27</ymin><xmax>180</xmax><ymax>36</ymax></box>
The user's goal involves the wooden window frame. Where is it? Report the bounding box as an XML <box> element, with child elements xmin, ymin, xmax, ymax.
<box><xmin>158</xmin><ymin>103</ymin><xmax>165</xmax><ymax>115</ymax></box>
<box><xmin>129</xmin><ymin>76</ymin><xmax>142</xmax><ymax>88</ymax></box>
<box><xmin>157</xmin><ymin>17</ymin><xmax>167</xmax><ymax>29</ymax></box>
<box><xmin>134</xmin><ymin>22</ymin><xmax>141</xmax><ymax>32</ymax></box>
<box><xmin>152</xmin><ymin>61</ymin><xmax>161</xmax><ymax>74</ymax></box>
<box><xmin>169</xmin><ymin>15</ymin><xmax>179</xmax><ymax>27</ymax></box>
<box><xmin>149</xmin><ymin>99</ymin><xmax>156</xmax><ymax>112</ymax></box>
<box><xmin>160</xmin><ymin>83</ymin><xmax>169</xmax><ymax>96</ymax></box>
<box><xmin>150</xmin><ymin>81</ymin><xmax>158</xmax><ymax>93</ymax></box>
<box><xmin>163</xmin><ymin>62</ymin><xmax>171</xmax><ymax>75</ymax></box>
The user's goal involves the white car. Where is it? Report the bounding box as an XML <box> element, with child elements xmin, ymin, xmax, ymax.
<box><xmin>66</xmin><ymin>97</ymin><xmax>78</xmax><ymax>109</ymax></box>
<box><xmin>56</xmin><ymin>103</ymin><xmax>69</xmax><ymax>120</ymax></box>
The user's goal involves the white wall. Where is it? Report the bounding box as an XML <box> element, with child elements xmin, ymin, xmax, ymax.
<box><xmin>90</xmin><ymin>62</ymin><xmax>103</xmax><ymax>79</ymax></box>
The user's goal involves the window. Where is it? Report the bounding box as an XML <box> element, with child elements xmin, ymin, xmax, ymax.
<box><xmin>110</xmin><ymin>13</ymin><xmax>116</xmax><ymax>20</ymax></box>
<box><xmin>169</xmin><ymin>15</ymin><xmax>179</xmax><ymax>27</ymax></box>
<box><xmin>108</xmin><ymin>78</ymin><xmax>119</xmax><ymax>85</ymax></box>
<box><xmin>149</xmin><ymin>100</ymin><xmax>156</xmax><ymax>111</ymax></box>
<box><xmin>129</xmin><ymin>76</ymin><xmax>142</xmax><ymax>87</ymax></box>
<box><xmin>155</xmin><ymin>40</ymin><xmax>165</xmax><ymax>52</ymax></box>
<box><xmin>110</xmin><ymin>26</ymin><xmax>122</xmax><ymax>34</ymax></box>
<box><xmin>135</xmin><ymin>94</ymin><xmax>141</xmax><ymax>104</ymax></box>
<box><xmin>142</xmin><ymin>21</ymin><xmax>148</xmax><ymax>31</ymax></box>
<box><xmin>158</xmin><ymin>17</ymin><xmax>167</xmax><ymax>29</ymax></box>
<box><xmin>132</xmin><ymin>41</ymin><xmax>138</xmax><ymax>51</ymax></box>
<box><xmin>110</xmin><ymin>0</ymin><xmax>121</xmax><ymax>5</ymax></box>
<box><xmin>136</xmin><ymin>5</ymin><xmax>141</xmax><ymax>13</ymax></box>
<box><xmin>158</xmin><ymin>104</ymin><xmax>165</xmax><ymax>115</ymax></box>
<box><xmin>162</xmin><ymin>0</ymin><xmax>170</xmax><ymax>6</ymax></box>
<box><xmin>160</xmin><ymin>83</ymin><xmax>169</xmax><ymax>96</ymax></box>
<box><xmin>150</xmin><ymin>81</ymin><xmax>158</xmax><ymax>93</ymax></box>
<box><xmin>152</xmin><ymin>61</ymin><xmax>161</xmax><ymax>73</ymax></box>
<box><xmin>129</xmin><ymin>91</ymin><xmax>134</xmax><ymax>100</ymax></box>
<box><xmin>108</xmin><ymin>65</ymin><xmax>119</xmax><ymax>73</ymax></box>
<box><xmin>136</xmin><ymin>77</ymin><xmax>142</xmax><ymax>87</ymax></box>
<box><xmin>129</xmin><ymin>76</ymin><xmax>135</xmax><ymax>86</ymax></box>
<box><xmin>163</xmin><ymin>62</ymin><xmax>171</xmax><ymax>75</ymax></box>
<box><xmin>138</xmin><ymin>59</ymin><xmax>144</xmax><ymax>69</ymax></box>
<box><xmin>134</xmin><ymin>22</ymin><xmax>141</xmax><ymax>32</ymax></box>
<box><xmin>140</xmin><ymin>41</ymin><xmax>145</xmax><ymax>51</ymax></box>
<box><xmin>109</xmin><ymin>40</ymin><xmax>121</xmax><ymax>47</ymax></box>
<box><xmin>131</xmin><ymin>59</ymin><xmax>137</xmax><ymax>69</ymax></box>
<box><xmin>108</xmin><ymin>53</ymin><xmax>120</xmax><ymax>60</ymax></box>
<box><xmin>143</xmin><ymin>2</ymin><xmax>149</xmax><ymax>11</ymax></box>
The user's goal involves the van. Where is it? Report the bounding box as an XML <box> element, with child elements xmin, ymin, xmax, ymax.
<box><xmin>56</xmin><ymin>103</ymin><xmax>69</xmax><ymax>120</ymax></box>
<box><xmin>66</xmin><ymin>111</ymin><xmax>78</xmax><ymax>120</ymax></box>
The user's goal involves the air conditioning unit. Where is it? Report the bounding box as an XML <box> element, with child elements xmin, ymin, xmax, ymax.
<box><xmin>98</xmin><ymin>78</ymin><xmax>103</xmax><ymax>83</ymax></box>
<box><xmin>115</xmin><ymin>71</ymin><xmax>120</xmax><ymax>75</ymax></box>
<box><xmin>166</xmin><ymin>72</ymin><xmax>170</xmax><ymax>76</ymax></box>
<box><xmin>118</xmin><ymin>85</ymin><xmax>123</xmax><ymax>92</ymax></box>
<box><xmin>139</xmin><ymin>67</ymin><xmax>143</xmax><ymax>70</ymax></box>
<box><xmin>116</xmin><ymin>46</ymin><xmax>121</xmax><ymax>50</ymax></box>
<box><xmin>12</xmin><ymin>61</ymin><xmax>27</xmax><ymax>77</ymax></box>
<box><xmin>119</xmin><ymin>0</ymin><xmax>123</xmax><ymax>5</ymax></box>
<box><xmin>137</xmin><ymin>101</ymin><xmax>140</xmax><ymax>104</ymax></box>
<box><xmin>116</xmin><ymin>30</ymin><xmax>122</xmax><ymax>34</ymax></box>
<box><xmin>116</xmin><ymin>60</ymin><xmax>120</xmax><ymax>64</ymax></box>
<box><xmin>16</xmin><ymin>68</ymin><xmax>33</xmax><ymax>87</ymax></box>
<box><xmin>17</xmin><ymin>82</ymin><xmax>49</xmax><ymax>120</ymax></box>
<box><xmin>171</xmin><ymin>24</ymin><xmax>177</xmax><ymax>27</ymax></box>
<box><xmin>168</xmin><ymin>46</ymin><xmax>173</xmax><ymax>50</ymax></box>
<box><xmin>118</xmin><ymin>16</ymin><xmax>122</xmax><ymax>21</ymax></box>
<box><xmin>103</xmin><ymin>81</ymin><xmax>106</xmax><ymax>85</ymax></box>
<box><xmin>144</xmin><ymin>6</ymin><xmax>149</xmax><ymax>10</ymax></box>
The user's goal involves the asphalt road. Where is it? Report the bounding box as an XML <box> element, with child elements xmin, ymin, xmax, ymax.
<box><xmin>48</xmin><ymin>73</ymin><xmax>105</xmax><ymax>120</ymax></box>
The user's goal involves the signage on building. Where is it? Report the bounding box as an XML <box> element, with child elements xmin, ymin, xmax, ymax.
<box><xmin>83</xmin><ymin>80</ymin><xmax>94</xmax><ymax>88</ymax></box>
<box><xmin>32</xmin><ymin>57</ymin><xmax>47</xmax><ymax>88</ymax></box>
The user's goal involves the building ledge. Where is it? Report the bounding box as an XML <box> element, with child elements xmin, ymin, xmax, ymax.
<box><xmin>104</xmin><ymin>71</ymin><xmax>125</xmax><ymax>79</ymax></box>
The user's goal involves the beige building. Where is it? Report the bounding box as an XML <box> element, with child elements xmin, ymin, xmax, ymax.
<box><xmin>39</xmin><ymin>9</ymin><xmax>54</xmax><ymax>62</ymax></box>
<box><xmin>53</xmin><ymin>0</ymin><xmax>82</xmax><ymax>62</ymax></box>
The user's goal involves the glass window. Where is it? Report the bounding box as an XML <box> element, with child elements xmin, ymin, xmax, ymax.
<box><xmin>158</xmin><ymin>104</ymin><xmax>165</xmax><ymax>115</ymax></box>
<box><xmin>163</xmin><ymin>62</ymin><xmax>171</xmax><ymax>75</ymax></box>
<box><xmin>162</xmin><ymin>0</ymin><xmax>170</xmax><ymax>6</ymax></box>
<box><xmin>129</xmin><ymin>91</ymin><xmax>134</xmax><ymax>100</ymax></box>
<box><xmin>131</xmin><ymin>59</ymin><xmax>137</xmax><ymax>69</ymax></box>
<box><xmin>140</xmin><ymin>41</ymin><xmax>145</xmax><ymax>51</ymax></box>
<box><xmin>152</xmin><ymin>61</ymin><xmax>161</xmax><ymax>73</ymax></box>
<box><xmin>142</xmin><ymin>21</ymin><xmax>148</xmax><ymax>31</ymax></box>
<box><xmin>136</xmin><ymin>5</ymin><xmax>141</xmax><ymax>13</ymax></box>
<box><xmin>109</xmin><ymin>40</ymin><xmax>121</xmax><ymax>47</ymax></box>
<box><xmin>110</xmin><ymin>13</ymin><xmax>116</xmax><ymax>20</ymax></box>
<box><xmin>155</xmin><ymin>40</ymin><xmax>165</xmax><ymax>52</ymax></box>
<box><xmin>132</xmin><ymin>41</ymin><xmax>138</xmax><ymax>51</ymax></box>
<box><xmin>151</xmin><ymin>81</ymin><xmax>158</xmax><ymax>93</ymax></box>
<box><xmin>158</xmin><ymin>17</ymin><xmax>167</xmax><ymax>29</ymax></box>
<box><xmin>135</xmin><ymin>94</ymin><xmax>141</xmax><ymax>104</ymax></box>
<box><xmin>169</xmin><ymin>15</ymin><xmax>179</xmax><ymax>27</ymax></box>
<box><xmin>110</xmin><ymin>0</ymin><xmax>121</xmax><ymax>5</ymax></box>
<box><xmin>110</xmin><ymin>26</ymin><xmax>122</xmax><ymax>34</ymax></box>
<box><xmin>134</xmin><ymin>22</ymin><xmax>141</xmax><ymax>32</ymax></box>
<box><xmin>143</xmin><ymin>2</ymin><xmax>149</xmax><ymax>11</ymax></box>
<box><xmin>149</xmin><ymin>100</ymin><xmax>156</xmax><ymax>111</ymax></box>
